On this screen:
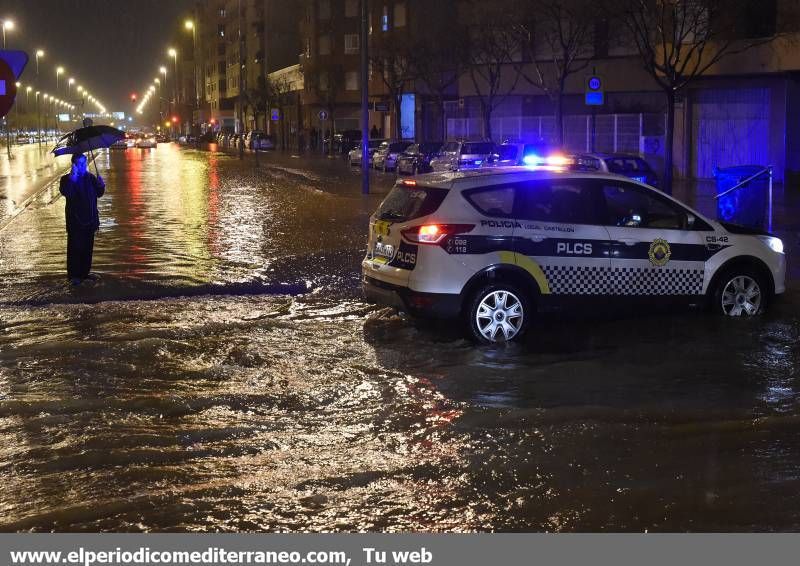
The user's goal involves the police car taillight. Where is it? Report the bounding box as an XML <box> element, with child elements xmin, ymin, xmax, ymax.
<box><xmin>402</xmin><ymin>224</ymin><xmax>475</xmax><ymax>244</ymax></box>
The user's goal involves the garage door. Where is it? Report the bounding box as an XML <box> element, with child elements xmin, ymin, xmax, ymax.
<box><xmin>692</xmin><ymin>88</ymin><xmax>770</xmax><ymax>178</ymax></box>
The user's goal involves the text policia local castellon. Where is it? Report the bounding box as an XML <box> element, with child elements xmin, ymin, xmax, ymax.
<box><xmin>9</xmin><ymin>547</ymin><xmax>434</xmax><ymax>566</ymax></box>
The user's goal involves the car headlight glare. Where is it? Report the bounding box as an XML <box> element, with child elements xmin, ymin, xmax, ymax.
<box><xmin>759</xmin><ymin>236</ymin><xmax>784</xmax><ymax>254</ymax></box>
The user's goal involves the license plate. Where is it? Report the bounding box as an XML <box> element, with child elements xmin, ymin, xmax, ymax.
<box><xmin>374</xmin><ymin>242</ymin><xmax>395</xmax><ymax>259</ymax></box>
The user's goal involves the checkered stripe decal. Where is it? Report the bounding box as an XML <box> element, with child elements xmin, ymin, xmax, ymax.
<box><xmin>542</xmin><ymin>265</ymin><xmax>704</xmax><ymax>295</ymax></box>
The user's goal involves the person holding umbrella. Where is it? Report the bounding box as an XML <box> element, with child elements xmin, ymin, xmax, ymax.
<box><xmin>52</xmin><ymin>121</ymin><xmax>123</xmax><ymax>285</ymax></box>
<box><xmin>59</xmin><ymin>153</ymin><xmax>105</xmax><ymax>285</ymax></box>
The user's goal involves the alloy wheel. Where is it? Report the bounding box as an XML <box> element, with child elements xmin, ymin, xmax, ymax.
<box><xmin>475</xmin><ymin>290</ymin><xmax>524</xmax><ymax>342</ymax></box>
<box><xmin>721</xmin><ymin>275</ymin><xmax>762</xmax><ymax>316</ymax></box>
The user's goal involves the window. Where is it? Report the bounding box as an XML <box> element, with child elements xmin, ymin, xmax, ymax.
<box><xmin>345</xmin><ymin>0</ymin><xmax>359</xmax><ymax>17</ymax></box>
<box><xmin>318</xmin><ymin>34</ymin><xmax>331</xmax><ymax>55</ymax></box>
<box><xmin>394</xmin><ymin>2</ymin><xmax>406</xmax><ymax>27</ymax></box>
<box><xmin>318</xmin><ymin>0</ymin><xmax>331</xmax><ymax>20</ymax></box>
<box><xmin>376</xmin><ymin>185</ymin><xmax>449</xmax><ymax>222</ymax></box>
<box><xmin>382</xmin><ymin>5</ymin><xmax>389</xmax><ymax>31</ymax></box>
<box><xmin>344</xmin><ymin>34</ymin><xmax>360</xmax><ymax>54</ymax></box>
<box><xmin>217</xmin><ymin>43</ymin><xmax>226</xmax><ymax>56</ymax></box>
<box><xmin>345</xmin><ymin>71</ymin><xmax>359</xmax><ymax>91</ymax></box>
<box><xmin>217</xmin><ymin>62</ymin><xmax>226</xmax><ymax>75</ymax></box>
<box><xmin>601</xmin><ymin>183</ymin><xmax>688</xmax><ymax>229</ymax></box>
<box><xmin>464</xmin><ymin>186</ymin><xmax>516</xmax><ymax>218</ymax></box>
<box><xmin>517</xmin><ymin>180</ymin><xmax>597</xmax><ymax>224</ymax></box>
<box><xmin>319</xmin><ymin>72</ymin><xmax>329</xmax><ymax>91</ymax></box>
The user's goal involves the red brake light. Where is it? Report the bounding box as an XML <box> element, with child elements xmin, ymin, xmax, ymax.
<box><xmin>402</xmin><ymin>223</ymin><xmax>475</xmax><ymax>244</ymax></box>
<box><xmin>401</xmin><ymin>179</ymin><xmax>417</xmax><ymax>186</ymax></box>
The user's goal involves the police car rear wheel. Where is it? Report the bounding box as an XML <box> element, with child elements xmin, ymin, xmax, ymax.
<box><xmin>715</xmin><ymin>270</ymin><xmax>764</xmax><ymax>317</ymax></box>
<box><xmin>468</xmin><ymin>284</ymin><xmax>529</xmax><ymax>343</ymax></box>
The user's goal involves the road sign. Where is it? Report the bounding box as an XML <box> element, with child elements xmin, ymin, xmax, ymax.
<box><xmin>0</xmin><ymin>50</ymin><xmax>28</xmax><ymax>80</ymax></box>
<box><xmin>0</xmin><ymin>59</ymin><xmax>17</xmax><ymax>118</ymax></box>
<box><xmin>271</xmin><ymin>108</ymin><xmax>280</xmax><ymax>121</ymax></box>
<box><xmin>374</xmin><ymin>101</ymin><xmax>390</xmax><ymax>112</ymax></box>
<box><xmin>318</xmin><ymin>109</ymin><xmax>329</xmax><ymax>121</ymax></box>
<box><xmin>585</xmin><ymin>74</ymin><xmax>604</xmax><ymax>106</ymax></box>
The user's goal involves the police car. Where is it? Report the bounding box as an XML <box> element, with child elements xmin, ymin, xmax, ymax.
<box><xmin>362</xmin><ymin>168</ymin><xmax>786</xmax><ymax>343</ymax></box>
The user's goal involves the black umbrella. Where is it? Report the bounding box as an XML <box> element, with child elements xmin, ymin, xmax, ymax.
<box><xmin>52</xmin><ymin>125</ymin><xmax>125</xmax><ymax>175</ymax></box>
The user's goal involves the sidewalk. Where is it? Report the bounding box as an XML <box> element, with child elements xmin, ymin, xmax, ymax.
<box><xmin>0</xmin><ymin>143</ymin><xmax>70</xmax><ymax>228</ymax></box>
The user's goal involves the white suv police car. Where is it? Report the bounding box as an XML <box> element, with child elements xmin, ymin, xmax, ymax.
<box><xmin>362</xmin><ymin>168</ymin><xmax>786</xmax><ymax>343</ymax></box>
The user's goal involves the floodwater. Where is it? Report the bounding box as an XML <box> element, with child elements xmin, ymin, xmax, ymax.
<box><xmin>0</xmin><ymin>145</ymin><xmax>799</xmax><ymax>532</ymax></box>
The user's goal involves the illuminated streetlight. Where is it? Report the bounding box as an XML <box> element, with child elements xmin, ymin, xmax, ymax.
<box><xmin>1</xmin><ymin>19</ymin><xmax>14</xmax><ymax>49</ymax></box>
<box><xmin>56</xmin><ymin>66</ymin><xmax>64</xmax><ymax>93</ymax></box>
<box><xmin>35</xmin><ymin>49</ymin><xmax>44</xmax><ymax>75</ymax></box>
<box><xmin>68</xmin><ymin>77</ymin><xmax>75</xmax><ymax>98</ymax></box>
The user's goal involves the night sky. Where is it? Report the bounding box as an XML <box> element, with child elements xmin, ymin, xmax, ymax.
<box><xmin>3</xmin><ymin>0</ymin><xmax>195</xmax><ymax>112</ymax></box>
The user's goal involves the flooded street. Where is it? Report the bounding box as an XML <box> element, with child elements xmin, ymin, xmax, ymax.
<box><xmin>1</xmin><ymin>145</ymin><xmax>800</xmax><ymax>531</ymax></box>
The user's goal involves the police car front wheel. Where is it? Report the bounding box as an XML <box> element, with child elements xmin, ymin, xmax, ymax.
<box><xmin>467</xmin><ymin>284</ymin><xmax>530</xmax><ymax>343</ymax></box>
<box><xmin>713</xmin><ymin>269</ymin><xmax>766</xmax><ymax>317</ymax></box>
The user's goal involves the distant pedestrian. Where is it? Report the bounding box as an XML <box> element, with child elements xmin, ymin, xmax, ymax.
<box><xmin>59</xmin><ymin>153</ymin><xmax>105</xmax><ymax>285</ymax></box>
<box><xmin>370</xmin><ymin>124</ymin><xmax>380</xmax><ymax>139</ymax></box>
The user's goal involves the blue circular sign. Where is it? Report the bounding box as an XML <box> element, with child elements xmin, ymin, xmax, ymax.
<box><xmin>588</xmin><ymin>77</ymin><xmax>602</xmax><ymax>91</ymax></box>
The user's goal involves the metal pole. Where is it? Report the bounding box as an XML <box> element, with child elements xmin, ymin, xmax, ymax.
<box><xmin>768</xmin><ymin>166</ymin><xmax>773</xmax><ymax>233</ymax></box>
<box><xmin>36</xmin><ymin>96</ymin><xmax>41</xmax><ymax>148</ymax></box>
<box><xmin>237</xmin><ymin>0</ymin><xmax>244</xmax><ymax>160</ymax></box>
<box><xmin>360</xmin><ymin>0</ymin><xmax>369</xmax><ymax>194</ymax></box>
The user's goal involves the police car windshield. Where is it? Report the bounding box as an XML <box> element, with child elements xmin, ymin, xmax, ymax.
<box><xmin>376</xmin><ymin>185</ymin><xmax>448</xmax><ymax>222</ymax></box>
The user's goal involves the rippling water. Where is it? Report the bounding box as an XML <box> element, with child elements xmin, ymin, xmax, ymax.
<box><xmin>1</xmin><ymin>146</ymin><xmax>799</xmax><ymax>531</ymax></box>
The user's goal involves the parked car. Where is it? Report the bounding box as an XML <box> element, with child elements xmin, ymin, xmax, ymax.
<box><xmin>372</xmin><ymin>141</ymin><xmax>413</xmax><ymax>172</ymax></box>
<box><xmin>15</xmin><ymin>134</ymin><xmax>33</xmax><ymax>145</ymax></box>
<box><xmin>396</xmin><ymin>142</ymin><xmax>444</xmax><ymax>175</ymax></box>
<box><xmin>110</xmin><ymin>137</ymin><xmax>128</xmax><ymax>150</ymax></box>
<box><xmin>253</xmin><ymin>133</ymin><xmax>275</xmax><ymax>150</ymax></box>
<box><xmin>348</xmin><ymin>139</ymin><xmax>386</xmax><ymax>167</ymax></box>
<box><xmin>363</xmin><ymin>168</ymin><xmax>786</xmax><ymax>343</ymax></box>
<box><xmin>429</xmin><ymin>140</ymin><xmax>495</xmax><ymax>172</ymax></box>
<box><xmin>155</xmin><ymin>133</ymin><xmax>170</xmax><ymax>144</ymax></box>
<box><xmin>323</xmin><ymin>130</ymin><xmax>362</xmax><ymax>154</ymax></box>
<box><xmin>571</xmin><ymin>153</ymin><xmax>660</xmax><ymax>187</ymax></box>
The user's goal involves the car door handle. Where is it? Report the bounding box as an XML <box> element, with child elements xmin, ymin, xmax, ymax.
<box><xmin>706</xmin><ymin>243</ymin><xmax>721</xmax><ymax>251</ymax></box>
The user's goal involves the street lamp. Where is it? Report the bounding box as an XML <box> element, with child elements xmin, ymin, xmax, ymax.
<box><xmin>35</xmin><ymin>49</ymin><xmax>44</xmax><ymax>75</ymax></box>
<box><xmin>167</xmin><ymin>49</ymin><xmax>178</xmax><ymax>122</ymax></box>
<box><xmin>185</xmin><ymin>20</ymin><xmax>199</xmax><ymax>134</ymax></box>
<box><xmin>68</xmin><ymin>78</ymin><xmax>75</xmax><ymax>98</ymax></box>
<box><xmin>1</xmin><ymin>19</ymin><xmax>14</xmax><ymax>49</ymax></box>
<box><xmin>56</xmin><ymin>66</ymin><xmax>64</xmax><ymax>94</ymax></box>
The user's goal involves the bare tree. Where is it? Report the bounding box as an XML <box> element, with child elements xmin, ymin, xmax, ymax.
<box><xmin>463</xmin><ymin>0</ymin><xmax>521</xmax><ymax>141</ymax></box>
<box><xmin>613</xmin><ymin>0</ymin><xmax>782</xmax><ymax>193</ymax></box>
<box><xmin>412</xmin><ymin>19</ymin><xmax>469</xmax><ymax>141</ymax></box>
<box><xmin>371</xmin><ymin>35</ymin><xmax>417</xmax><ymax>140</ymax></box>
<box><xmin>511</xmin><ymin>0</ymin><xmax>597</xmax><ymax>145</ymax></box>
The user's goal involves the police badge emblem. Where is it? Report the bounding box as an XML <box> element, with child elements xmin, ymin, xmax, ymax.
<box><xmin>648</xmin><ymin>238</ymin><xmax>671</xmax><ymax>267</ymax></box>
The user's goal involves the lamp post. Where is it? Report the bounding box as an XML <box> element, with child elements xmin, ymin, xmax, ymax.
<box><xmin>56</xmin><ymin>67</ymin><xmax>64</xmax><ymax>95</ymax></box>
<box><xmin>160</xmin><ymin>66</ymin><xmax>168</xmax><ymax>124</ymax></box>
<box><xmin>35</xmin><ymin>49</ymin><xmax>44</xmax><ymax>76</ymax></box>
<box><xmin>185</xmin><ymin>20</ymin><xmax>199</xmax><ymax>135</ymax></box>
<box><xmin>67</xmin><ymin>78</ymin><xmax>75</xmax><ymax>100</ymax></box>
<box><xmin>1</xmin><ymin>19</ymin><xmax>14</xmax><ymax>49</ymax></box>
<box><xmin>35</xmin><ymin>91</ymin><xmax>41</xmax><ymax>147</ymax></box>
<box><xmin>168</xmin><ymin>48</ymin><xmax>178</xmax><ymax>131</ymax></box>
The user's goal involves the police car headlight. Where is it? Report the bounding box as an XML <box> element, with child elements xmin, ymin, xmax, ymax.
<box><xmin>759</xmin><ymin>236</ymin><xmax>784</xmax><ymax>254</ymax></box>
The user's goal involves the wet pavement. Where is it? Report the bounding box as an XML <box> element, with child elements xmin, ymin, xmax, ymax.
<box><xmin>1</xmin><ymin>144</ymin><xmax>799</xmax><ymax>532</ymax></box>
